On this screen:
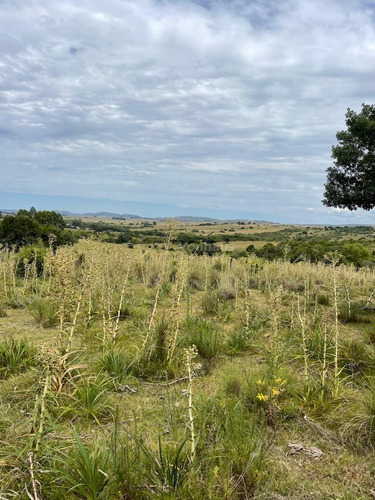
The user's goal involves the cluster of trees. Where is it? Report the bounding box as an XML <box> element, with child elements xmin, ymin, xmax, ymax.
<box><xmin>0</xmin><ymin>207</ymin><xmax>78</xmax><ymax>250</ymax></box>
<box><xmin>246</xmin><ymin>240</ymin><xmax>373</xmax><ymax>267</ymax></box>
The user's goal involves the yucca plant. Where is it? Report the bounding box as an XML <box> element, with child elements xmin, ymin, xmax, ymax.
<box><xmin>72</xmin><ymin>376</ymin><xmax>110</xmax><ymax>423</ymax></box>
<box><xmin>0</xmin><ymin>339</ymin><xmax>36</xmax><ymax>378</ymax></box>
<box><xmin>334</xmin><ymin>378</ymin><xmax>375</xmax><ymax>450</ymax></box>
<box><xmin>183</xmin><ymin>317</ymin><xmax>222</xmax><ymax>360</ymax></box>
<box><xmin>227</xmin><ymin>327</ymin><xmax>249</xmax><ymax>353</ymax></box>
<box><xmin>58</xmin><ymin>429</ymin><xmax>109</xmax><ymax>500</ymax></box>
<box><xmin>141</xmin><ymin>436</ymin><xmax>188</xmax><ymax>493</ymax></box>
<box><xmin>201</xmin><ymin>292</ymin><xmax>218</xmax><ymax>316</ymax></box>
<box><xmin>30</xmin><ymin>297</ymin><xmax>59</xmax><ymax>328</ymax></box>
<box><xmin>98</xmin><ymin>349</ymin><xmax>135</xmax><ymax>383</ymax></box>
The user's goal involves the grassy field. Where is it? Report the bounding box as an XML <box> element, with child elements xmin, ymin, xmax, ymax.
<box><xmin>1</xmin><ymin>239</ymin><xmax>375</xmax><ymax>498</ymax></box>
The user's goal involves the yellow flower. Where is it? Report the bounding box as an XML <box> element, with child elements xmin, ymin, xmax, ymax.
<box><xmin>272</xmin><ymin>388</ymin><xmax>280</xmax><ymax>396</ymax></box>
<box><xmin>256</xmin><ymin>380</ymin><xmax>264</xmax><ymax>385</ymax></box>
<box><xmin>275</xmin><ymin>377</ymin><xmax>286</xmax><ymax>385</ymax></box>
<box><xmin>256</xmin><ymin>392</ymin><xmax>269</xmax><ymax>401</ymax></box>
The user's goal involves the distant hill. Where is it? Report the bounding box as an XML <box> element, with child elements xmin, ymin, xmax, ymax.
<box><xmin>1</xmin><ymin>209</ymin><xmax>278</xmax><ymax>224</ymax></box>
<box><xmin>58</xmin><ymin>211</ymin><xmax>142</xmax><ymax>219</ymax></box>
<box><xmin>162</xmin><ymin>216</ymin><xmax>219</xmax><ymax>222</ymax></box>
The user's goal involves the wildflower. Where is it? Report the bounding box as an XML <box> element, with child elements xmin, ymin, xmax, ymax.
<box><xmin>257</xmin><ymin>379</ymin><xmax>264</xmax><ymax>385</ymax></box>
<box><xmin>275</xmin><ymin>377</ymin><xmax>286</xmax><ymax>385</ymax></box>
<box><xmin>272</xmin><ymin>388</ymin><xmax>280</xmax><ymax>396</ymax></box>
<box><xmin>256</xmin><ymin>392</ymin><xmax>269</xmax><ymax>401</ymax></box>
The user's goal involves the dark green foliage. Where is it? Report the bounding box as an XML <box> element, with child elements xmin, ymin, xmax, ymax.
<box><xmin>317</xmin><ymin>294</ymin><xmax>330</xmax><ymax>305</ymax></box>
<box><xmin>0</xmin><ymin>208</ymin><xmax>77</xmax><ymax>250</ymax></box>
<box><xmin>227</xmin><ymin>327</ymin><xmax>250</xmax><ymax>352</ymax></box>
<box><xmin>0</xmin><ymin>215</ymin><xmax>42</xmax><ymax>250</ymax></box>
<box><xmin>16</xmin><ymin>245</ymin><xmax>46</xmax><ymax>277</ymax></box>
<box><xmin>339</xmin><ymin>302</ymin><xmax>375</xmax><ymax>323</ymax></box>
<box><xmin>254</xmin><ymin>239</ymin><xmax>372</xmax><ymax>267</ymax></box>
<box><xmin>323</xmin><ymin>104</ymin><xmax>375</xmax><ymax>211</ymax></box>
<box><xmin>340</xmin><ymin>338</ymin><xmax>375</xmax><ymax>376</ymax></box>
<box><xmin>141</xmin><ymin>436</ymin><xmax>189</xmax><ymax>492</ymax></box>
<box><xmin>34</xmin><ymin>210</ymin><xmax>66</xmax><ymax>228</ymax></box>
<box><xmin>0</xmin><ymin>339</ymin><xmax>36</xmax><ymax>378</ymax></box>
<box><xmin>72</xmin><ymin>377</ymin><xmax>110</xmax><ymax>422</ymax></box>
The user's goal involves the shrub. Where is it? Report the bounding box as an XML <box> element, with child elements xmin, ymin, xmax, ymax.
<box><xmin>16</xmin><ymin>245</ymin><xmax>46</xmax><ymax>278</ymax></box>
<box><xmin>317</xmin><ymin>294</ymin><xmax>330</xmax><ymax>305</ymax></box>
<box><xmin>72</xmin><ymin>376</ymin><xmax>110</xmax><ymax>423</ymax></box>
<box><xmin>340</xmin><ymin>339</ymin><xmax>375</xmax><ymax>376</ymax></box>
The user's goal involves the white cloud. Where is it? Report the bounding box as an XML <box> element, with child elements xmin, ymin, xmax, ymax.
<box><xmin>0</xmin><ymin>0</ymin><xmax>375</xmax><ymax>222</ymax></box>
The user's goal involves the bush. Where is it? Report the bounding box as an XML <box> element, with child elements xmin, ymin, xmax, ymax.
<box><xmin>317</xmin><ymin>294</ymin><xmax>330</xmax><ymax>305</ymax></box>
<box><xmin>16</xmin><ymin>246</ymin><xmax>46</xmax><ymax>277</ymax></box>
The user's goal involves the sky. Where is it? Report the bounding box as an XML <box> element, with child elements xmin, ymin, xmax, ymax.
<box><xmin>1</xmin><ymin>0</ymin><xmax>375</xmax><ymax>223</ymax></box>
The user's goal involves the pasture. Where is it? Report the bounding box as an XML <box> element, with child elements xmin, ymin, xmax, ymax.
<box><xmin>1</xmin><ymin>238</ymin><xmax>375</xmax><ymax>498</ymax></box>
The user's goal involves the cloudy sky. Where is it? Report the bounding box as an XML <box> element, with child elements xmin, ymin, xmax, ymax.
<box><xmin>1</xmin><ymin>0</ymin><xmax>375</xmax><ymax>223</ymax></box>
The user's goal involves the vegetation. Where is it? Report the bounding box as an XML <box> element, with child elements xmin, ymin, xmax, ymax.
<box><xmin>0</xmin><ymin>207</ymin><xmax>78</xmax><ymax>250</ymax></box>
<box><xmin>1</xmin><ymin>222</ymin><xmax>375</xmax><ymax>498</ymax></box>
<box><xmin>323</xmin><ymin>103</ymin><xmax>375</xmax><ymax>210</ymax></box>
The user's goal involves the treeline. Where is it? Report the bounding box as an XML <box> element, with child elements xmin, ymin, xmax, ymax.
<box><xmin>246</xmin><ymin>240</ymin><xmax>374</xmax><ymax>267</ymax></box>
<box><xmin>0</xmin><ymin>208</ymin><xmax>78</xmax><ymax>250</ymax></box>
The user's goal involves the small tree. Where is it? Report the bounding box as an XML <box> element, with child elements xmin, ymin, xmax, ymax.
<box><xmin>323</xmin><ymin>104</ymin><xmax>375</xmax><ymax>210</ymax></box>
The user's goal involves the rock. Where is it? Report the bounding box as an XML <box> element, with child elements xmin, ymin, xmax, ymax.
<box><xmin>288</xmin><ymin>443</ymin><xmax>323</xmax><ymax>459</ymax></box>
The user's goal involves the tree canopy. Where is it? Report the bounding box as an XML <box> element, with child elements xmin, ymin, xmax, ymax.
<box><xmin>323</xmin><ymin>103</ymin><xmax>375</xmax><ymax>210</ymax></box>
<box><xmin>0</xmin><ymin>208</ymin><xmax>76</xmax><ymax>250</ymax></box>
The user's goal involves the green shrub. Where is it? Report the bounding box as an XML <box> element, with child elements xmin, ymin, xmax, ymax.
<box><xmin>317</xmin><ymin>294</ymin><xmax>330</xmax><ymax>305</ymax></box>
<box><xmin>334</xmin><ymin>379</ymin><xmax>375</xmax><ymax>450</ymax></box>
<box><xmin>340</xmin><ymin>339</ymin><xmax>375</xmax><ymax>376</ymax></box>
<box><xmin>339</xmin><ymin>302</ymin><xmax>375</xmax><ymax>324</ymax></box>
<box><xmin>72</xmin><ymin>376</ymin><xmax>110</xmax><ymax>423</ymax></box>
<box><xmin>16</xmin><ymin>245</ymin><xmax>46</xmax><ymax>277</ymax></box>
